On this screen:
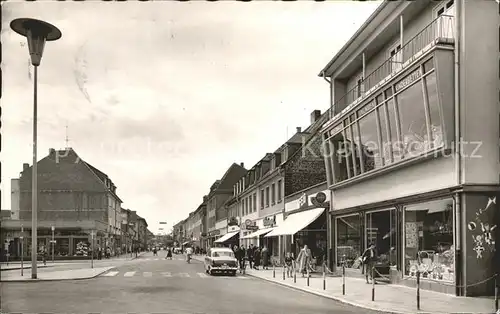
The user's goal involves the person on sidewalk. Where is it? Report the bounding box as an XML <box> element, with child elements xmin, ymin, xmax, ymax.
<box><xmin>253</xmin><ymin>247</ymin><xmax>261</xmax><ymax>270</ymax></box>
<box><xmin>362</xmin><ymin>243</ymin><xmax>377</xmax><ymax>284</ymax></box>
<box><xmin>247</xmin><ymin>244</ymin><xmax>255</xmax><ymax>269</ymax></box>
<box><xmin>239</xmin><ymin>245</ymin><xmax>247</xmax><ymax>273</ymax></box>
<box><xmin>297</xmin><ymin>245</ymin><xmax>311</xmax><ymax>277</ymax></box>
<box><xmin>285</xmin><ymin>252</ymin><xmax>294</xmax><ymax>278</ymax></box>
<box><xmin>261</xmin><ymin>246</ymin><xmax>270</xmax><ymax>270</ymax></box>
<box><xmin>166</xmin><ymin>247</ymin><xmax>173</xmax><ymax>260</ymax></box>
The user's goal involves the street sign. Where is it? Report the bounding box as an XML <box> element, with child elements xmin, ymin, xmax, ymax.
<box><xmin>50</xmin><ymin>240</ymin><xmax>56</xmax><ymax>243</ymax></box>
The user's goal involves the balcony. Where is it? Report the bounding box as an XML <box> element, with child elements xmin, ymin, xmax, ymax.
<box><xmin>330</xmin><ymin>14</ymin><xmax>455</xmax><ymax>120</ymax></box>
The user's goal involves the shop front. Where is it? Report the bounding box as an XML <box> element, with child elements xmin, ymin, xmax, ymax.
<box><xmin>206</xmin><ymin>229</ymin><xmax>220</xmax><ymax>248</ymax></box>
<box><xmin>240</xmin><ymin>219</ymin><xmax>259</xmax><ymax>248</ymax></box>
<box><xmin>332</xmin><ymin>192</ymin><xmax>499</xmax><ymax>297</ymax></box>
<box><xmin>241</xmin><ymin>213</ymin><xmax>282</xmax><ymax>260</ymax></box>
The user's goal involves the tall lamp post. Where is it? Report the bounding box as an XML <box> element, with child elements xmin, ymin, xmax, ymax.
<box><xmin>10</xmin><ymin>18</ymin><xmax>62</xmax><ymax>279</ymax></box>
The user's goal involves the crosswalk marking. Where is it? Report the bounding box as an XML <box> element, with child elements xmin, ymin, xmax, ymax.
<box><xmin>99</xmin><ymin>271</ymin><xmax>249</xmax><ymax>279</ymax></box>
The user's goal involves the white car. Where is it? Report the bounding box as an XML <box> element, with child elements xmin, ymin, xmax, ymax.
<box><xmin>204</xmin><ymin>247</ymin><xmax>238</xmax><ymax>276</ymax></box>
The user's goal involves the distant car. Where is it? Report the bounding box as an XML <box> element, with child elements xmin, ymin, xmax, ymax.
<box><xmin>174</xmin><ymin>247</ymin><xmax>182</xmax><ymax>254</ymax></box>
<box><xmin>204</xmin><ymin>247</ymin><xmax>238</xmax><ymax>276</ymax></box>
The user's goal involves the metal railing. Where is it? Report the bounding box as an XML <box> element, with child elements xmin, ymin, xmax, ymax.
<box><xmin>331</xmin><ymin>14</ymin><xmax>455</xmax><ymax>117</ymax></box>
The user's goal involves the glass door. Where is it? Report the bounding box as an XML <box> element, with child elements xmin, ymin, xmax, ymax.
<box><xmin>365</xmin><ymin>208</ymin><xmax>397</xmax><ymax>268</ymax></box>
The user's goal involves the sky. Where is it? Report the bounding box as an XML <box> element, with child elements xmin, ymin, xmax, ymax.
<box><xmin>1</xmin><ymin>1</ymin><xmax>381</xmax><ymax>235</ymax></box>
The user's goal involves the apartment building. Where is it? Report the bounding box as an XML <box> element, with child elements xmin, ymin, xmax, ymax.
<box><xmin>185</xmin><ymin>196</ymin><xmax>207</xmax><ymax>249</ymax></box>
<box><xmin>204</xmin><ymin>163</ymin><xmax>247</xmax><ymax>248</ymax></box>
<box><xmin>238</xmin><ymin>110</ymin><xmax>329</xmax><ymax>262</ymax></box>
<box><xmin>1</xmin><ymin>148</ymin><xmax>124</xmax><ymax>259</ymax></box>
<box><xmin>320</xmin><ymin>0</ymin><xmax>499</xmax><ymax>297</ymax></box>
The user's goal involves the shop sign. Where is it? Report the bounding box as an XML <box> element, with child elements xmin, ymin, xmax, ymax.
<box><xmin>311</xmin><ymin>192</ymin><xmax>329</xmax><ymax>208</ymax></box>
<box><xmin>263</xmin><ymin>216</ymin><xmax>276</xmax><ymax>227</ymax></box>
<box><xmin>246</xmin><ymin>225</ymin><xmax>259</xmax><ymax>231</ymax></box>
<box><xmin>298</xmin><ymin>193</ymin><xmax>307</xmax><ymax>208</ymax></box>
<box><xmin>227</xmin><ymin>216</ymin><xmax>239</xmax><ymax>226</ymax></box>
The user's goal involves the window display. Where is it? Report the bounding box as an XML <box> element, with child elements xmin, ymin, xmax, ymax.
<box><xmin>336</xmin><ymin>215</ymin><xmax>362</xmax><ymax>268</ymax></box>
<box><xmin>404</xmin><ymin>198</ymin><xmax>454</xmax><ymax>282</ymax></box>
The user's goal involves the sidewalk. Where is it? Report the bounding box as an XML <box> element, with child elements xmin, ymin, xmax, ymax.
<box><xmin>241</xmin><ymin>267</ymin><xmax>497</xmax><ymax>314</ymax></box>
<box><xmin>0</xmin><ymin>252</ymin><xmax>144</xmax><ymax>270</ymax></box>
<box><xmin>0</xmin><ymin>266</ymin><xmax>114</xmax><ymax>282</ymax></box>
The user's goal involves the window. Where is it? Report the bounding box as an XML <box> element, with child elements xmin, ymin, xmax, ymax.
<box><xmin>249</xmin><ymin>196</ymin><xmax>253</xmax><ymax>214</ymax></box>
<box><xmin>328</xmin><ymin>131</ymin><xmax>349</xmax><ymax>182</ymax></box>
<box><xmin>271</xmin><ymin>183</ymin><xmax>276</xmax><ymax>204</ymax></box>
<box><xmin>357</xmin><ymin>101</ymin><xmax>382</xmax><ymax>172</ymax></box>
<box><xmin>277</xmin><ymin>180</ymin><xmax>282</xmax><ymax>202</ymax></box>
<box><xmin>404</xmin><ymin>198</ymin><xmax>454</xmax><ymax>282</ymax></box>
<box><xmin>336</xmin><ymin>215</ymin><xmax>362</xmax><ymax>269</ymax></box>
<box><xmin>423</xmin><ymin>70</ymin><xmax>443</xmax><ymax>148</ymax></box>
<box><xmin>324</xmin><ymin>57</ymin><xmax>443</xmax><ymax>184</ymax></box>
<box><xmin>435</xmin><ymin>0</ymin><xmax>455</xmax><ymax>39</ymax></box>
<box><xmin>260</xmin><ymin>190</ymin><xmax>264</xmax><ymax>209</ymax></box>
<box><xmin>253</xmin><ymin>193</ymin><xmax>257</xmax><ymax>211</ymax></box>
<box><xmin>356</xmin><ymin>77</ymin><xmax>364</xmax><ymax>98</ymax></box>
<box><xmin>389</xmin><ymin>44</ymin><xmax>402</xmax><ymax>73</ymax></box>
<box><xmin>245</xmin><ymin>198</ymin><xmax>249</xmax><ymax>215</ymax></box>
<box><xmin>395</xmin><ymin>70</ymin><xmax>428</xmax><ymax>158</ymax></box>
<box><xmin>265</xmin><ymin>187</ymin><xmax>270</xmax><ymax>207</ymax></box>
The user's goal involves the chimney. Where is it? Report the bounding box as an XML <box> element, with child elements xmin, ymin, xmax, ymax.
<box><xmin>296</xmin><ymin>127</ymin><xmax>302</xmax><ymax>133</ymax></box>
<box><xmin>49</xmin><ymin>148</ymin><xmax>55</xmax><ymax>155</ymax></box>
<box><xmin>23</xmin><ymin>163</ymin><xmax>29</xmax><ymax>171</ymax></box>
<box><xmin>240</xmin><ymin>162</ymin><xmax>244</xmax><ymax>168</ymax></box>
<box><xmin>310</xmin><ymin>110</ymin><xmax>321</xmax><ymax>124</ymax></box>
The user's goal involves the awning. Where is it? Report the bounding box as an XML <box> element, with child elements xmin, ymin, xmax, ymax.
<box><xmin>265</xmin><ymin>208</ymin><xmax>325</xmax><ymax>237</ymax></box>
<box><xmin>241</xmin><ymin>228</ymin><xmax>275</xmax><ymax>239</ymax></box>
<box><xmin>214</xmin><ymin>231</ymin><xmax>239</xmax><ymax>243</ymax></box>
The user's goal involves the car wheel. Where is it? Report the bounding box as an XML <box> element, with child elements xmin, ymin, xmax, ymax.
<box><xmin>231</xmin><ymin>271</ymin><xmax>237</xmax><ymax>276</ymax></box>
<box><xmin>209</xmin><ymin>269</ymin><xmax>214</xmax><ymax>276</ymax></box>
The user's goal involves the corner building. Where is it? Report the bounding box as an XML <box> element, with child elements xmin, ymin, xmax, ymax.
<box><xmin>320</xmin><ymin>0</ymin><xmax>499</xmax><ymax>297</ymax></box>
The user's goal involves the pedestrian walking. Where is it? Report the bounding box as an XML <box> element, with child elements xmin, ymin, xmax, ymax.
<box><xmin>247</xmin><ymin>244</ymin><xmax>255</xmax><ymax>269</ymax></box>
<box><xmin>166</xmin><ymin>247</ymin><xmax>173</xmax><ymax>260</ymax></box>
<box><xmin>297</xmin><ymin>244</ymin><xmax>311</xmax><ymax>277</ymax></box>
<box><xmin>261</xmin><ymin>246</ymin><xmax>270</xmax><ymax>270</ymax></box>
<box><xmin>361</xmin><ymin>243</ymin><xmax>377</xmax><ymax>284</ymax></box>
<box><xmin>253</xmin><ymin>247</ymin><xmax>261</xmax><ymax>270</ymax></box>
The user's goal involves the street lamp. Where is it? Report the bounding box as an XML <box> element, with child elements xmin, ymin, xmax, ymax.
<box><xmin>10</xmin><ymin>18</ymin><xmax>62</xmax><ymax>279</ymax></box>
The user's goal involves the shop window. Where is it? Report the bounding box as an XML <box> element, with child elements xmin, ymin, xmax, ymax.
<box><xmin>395</xmin><ymin>74</ymin><xmax>429</xmax><ymax>158</ymax></box>
<box><xmin>336</xmin><ymin>215</ymin><xmax>362</xmax><ymax>269</ymax></box>
<box><xmin>350</xmin><ymin>122</ymin><xmax>363</xmax><ymax>175</ymax></box>
<box><xmin>404</xmin><ymin>198</ymin><xmax>454</xmax><ymax>282</ymax></box>
<box><xmin>423</xmin><ymin>70</ymin><xmax>444</xmax><ymax>148</ymax></box>
<box><xmin>366</xmin><ymin>209</ymin><xmax>397</xmax><ymax>267</ymax></box>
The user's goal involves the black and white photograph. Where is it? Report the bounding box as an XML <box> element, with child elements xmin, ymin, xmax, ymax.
<box><xmin>1</xmin><ymin>1</ymin><xmax>499</xmax><ymax>313</ymax></box>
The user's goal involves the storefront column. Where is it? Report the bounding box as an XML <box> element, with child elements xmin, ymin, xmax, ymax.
<box><xmin>328</xmin><ymin>213</ymin><xmax>336</xmax><ymax>272</ymax></box>
<box><xmin>69</xmin><ymin>236</ymin><xmax>74</xmax><ymax>256</ymax></box>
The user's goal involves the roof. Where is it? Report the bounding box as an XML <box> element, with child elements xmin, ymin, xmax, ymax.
<box><xmin>318</xmin><ymin>1</ymin><xmax>388</xmax><ymax>77</ymax></box>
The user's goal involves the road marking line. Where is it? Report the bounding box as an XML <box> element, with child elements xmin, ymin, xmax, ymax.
<box><xmin>143</xmin><ymin>272</ymin><xmax>153</xmax><ymax>277</ymax></box>
<box><xmin>124</xmin><ymin>271</ymin><xmax>136</xmax><ymax>277</ymax></box>
<box><xmin>161</xmin><ymin>272</ymin><xmax>172</xmax><ymax>277</ymax></box>
<box><xmin>197</xmin><ymin>272</ymin><xmax>209</xmax><ymax>278</ymax></box>
<box><xmin>178</xmin><ymin>273</ymin><xmax>190</xmax><ymax>277</ymax></box>
<box><xmin>102</xmin><ymin>271</ymin><xmax>119</xmax><ymax>277</ymax></box>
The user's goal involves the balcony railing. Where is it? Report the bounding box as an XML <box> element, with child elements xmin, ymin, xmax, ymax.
<box><xmin>332</xmin><ymin>14</ymin><xmax>455</xmax><ymax>117</ymax></box>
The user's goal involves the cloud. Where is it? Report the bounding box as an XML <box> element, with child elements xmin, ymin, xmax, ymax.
<box><xmin>2</xmin><ymin>1</ymin><xmax>381</xmax><ymax>233</ymax></box>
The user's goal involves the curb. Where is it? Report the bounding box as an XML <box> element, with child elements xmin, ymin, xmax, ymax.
<box><xmin>244</xmin><ymin>272</ymin><xmax>417</xmax><ymax>314</ymax></box>
<box><xmin>1</xmin><ymin>265</ymin><xmax>54</xmax><ymax>272</ymax></box>
<box><xmin>0</xmin><ymin>267</ymin><xmax>114</xmax><ymax>283</ymax></box>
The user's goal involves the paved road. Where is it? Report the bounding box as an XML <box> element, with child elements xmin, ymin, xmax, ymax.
<box><xmin>1</xmin><ymin>251</ymin><xmax>382</xmax><ymax>314</ymax></box>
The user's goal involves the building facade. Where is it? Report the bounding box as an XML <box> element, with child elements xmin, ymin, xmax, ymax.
<box><xmin>1</xmin><ymin>148</ymin><xmax>124</xmax><ymax>259</ymax></box>
<box><xmin>204</xmin><ymin>163</ymin><xmax>247</xmax><ymax>248</ymax></box>
<box><xmin>185</xmin><ymin>196</ymin><xmax>206</xmax><ymax>249</ymax></box>
<box><xmin>239</xmin><ymin>110</ymin><xmax>329</xmax><ymax>262</ymax></box>
<box><xmin>320</xmin><ymin>0</ymin><xmax>499</xmax><ymax>297</ymax></box>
